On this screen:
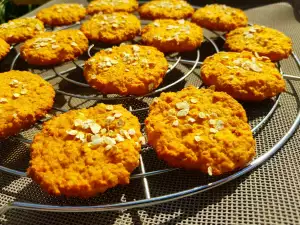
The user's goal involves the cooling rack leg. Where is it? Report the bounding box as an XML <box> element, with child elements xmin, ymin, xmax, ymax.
<box><xmin>139</xmin><ymin>155</ymin><xmax>151</xmax><ymax>199</ymax></box>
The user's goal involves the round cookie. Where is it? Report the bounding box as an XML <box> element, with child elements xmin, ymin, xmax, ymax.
<box><xmin>36</xmin><ymin>3</ymin><xmax>86</xmax><ymax>26</ymax></box>
<box><xmin>0</xmin><ymin>38</ymin><xmax>10</xmax><ymax>61</ymax></box>
<box><xmin>0</xmin><ymin>70</ymin><xmax>55</xmax><ymax>139</ymax></box>
<box><xmin>139</xmin><ymin>0</ymin><xmax>194</xmax><ymax>20</ymax></box>
<box><xmin>84</xmin><ymin>45</ymin><xmax>168</xmax><ymax>96</ymax></box>
<box><xmin>141</xmin><ymin>19</ymin><xmax>203</xmax><ymax>53</ymax></box>
<box><xmin>191</xmin><ymin>4</ymin><xmax>248</xmax><ymax>32</ymax></box>
<box><xmin>224</xmin><ymin>25</ymin><xmax>292</xmax><ymax>61</ymax></box>
<box><xmin>20</xmin><ymin>30</ymin><xmax>89</xmax><ymax>66</ymax></box>
<box><xmin>201</xmin><ymin>51</ymin><xmax>285</xmax><ymax>101</ymax></box>
<box><xmin>28</xmin><ymin>104</ymin><xmax>144</xmax><ymax>197</ymax></box>
<box><xmin>0</xmin><ymin>18</ymin><xmax>44</xmax><ymax>44</ymax></box>
<box><xmin>86</xmin><ymin>0</ymin><xmax>138</xmax><ymax>15</ymax></box>
<box><xmin>80</xmin><ymin>12</ymin><xmax>140</xmax><ymax>44</ymax></box>
<box><xmin>145</xmin><ymin>86</ymin><xmax>256</xmax><ymax>176</ymax></box>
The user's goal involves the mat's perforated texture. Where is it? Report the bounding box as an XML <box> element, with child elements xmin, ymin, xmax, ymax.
<box><xmin>0</xmin><ymin>1</ymin><xmax>300</xmax><ymax>224</ymax></box>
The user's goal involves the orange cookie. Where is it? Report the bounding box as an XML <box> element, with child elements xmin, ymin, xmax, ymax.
<box><xmin>84</xmin><ymin>45</ymin><xmax>168</xmax><ymax>96</ymax></box>
<box><xmin>225</xmin><ymin>25</ymin><xmax>292</xmax><ymax>61</ymax></box>
<box><xmin>0</xmin><ymin>38</ymin><xmax>10</xmax><ymax>61</ymax></box>
<box><xmin>0</xmin><ymin>18</ymin><xmax>44</xmax><ymax>44</ymax></box>
<box><xmin>20</xmin><ymin>30</ymin><xmax>89</xmax><ymax>65</ymax></box>
<box><xmin>201</xmin><ymin>51</ymin><xmax>285</xmax><ymax>101</ymax></box>
<box><xmin>145</xmin><ymin>86</ymin><xmax>256</xmax><ymax>175</ymax></box>
<box><xmin>0</xmin><ymin>70</ymin><xmax>55</xmax><ymax>138</ymax></box>
<box><xmin>141</xmin><ymin>19</ymin><xmax>203</xmax><ymax>52</ymax></box>
<box><xmin>80</xmin><ymin>12</ymin><xmax>140</xmax><ymax>44</ymax></box>
<box><xmin>139</xmin><ymin>0</ymin><xmax>194</xmax><ymax>20</ymax></box>
<box><xmin>87</xmin><ymin>0</ymin><xmax>138</xmax><ymax>15</ymax></box>
<box><xmin>36</xmin><ymin>3</ymin><xmax>86</xmax><ymax>26</ymax></box>
<box><xmin>192</xmin><ymin>4</ymin><xmax>248</xmax><ymax>31</ymax></box>
<box><xmin>28</xmin><ymin>104</ymin><xmax>144</xmax><ymax>198</ymax></box>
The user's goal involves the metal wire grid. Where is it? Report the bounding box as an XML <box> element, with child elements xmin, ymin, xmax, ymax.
<box><xmin>1</xmin><ymin>13</ymin><xmax>300</xmax><ymax>214</ymax></box>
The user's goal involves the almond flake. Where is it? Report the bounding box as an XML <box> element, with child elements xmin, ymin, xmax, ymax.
<box><xmin>115</xmin><ymin>134</ymin><xmax>125</xmax><ymax>142</ymax></box>
<box><xmin>106</xmin><ymin>105</ymin><xmax>114</xmax><ymax>111</ymax></box>
<box><xmin>172</xmin><ymin>120</ymin><xmax>179</xmax><ymax>127</ymax></box>
<box><xmin>148</xmin><ymin>83</ymin><xmax>154</xmax><ymax>91</ymax></box>
<box><xmin>125</xmin><ymin>68</ymin><xmax>130</xmax><ymax>72</ymax></box>
<box><xmin>103</xmin><ymin>136</ymin><xmax>116</xmax><ymax>146</ymax></box>
<box><xmin>216</xmin><ymin>120</ymin><xmax>224</xmax><ymax>130</ymax></box>
<box><xmin>207</xmin><ymin>166</ymin><xmax>213</xmax><ymax>176</ymax></box>
<box><xmin>128</xmin><ymin>128</ymin><xmax>136</xmax><ymax>136</ymax></box>
<box><xmin>52</xmin><ymin>45</ymin><xmax>59</xmax><ymax>49</ymax></box>
<box><xmin>121</xmin><ymin>130</ymin><xmax>131</xmax><ymax>139</ymax></box>
<box><xmin>153</xmin><ymin>97</ymin><xmax>159</xmax><ymax>103</ymax></box>
<box><xmin>106</xmin><ymin>116</ymin><xmax>115</xmax><ymax>123</ymax></box>
<box><xmin>66</xmin><ymin>129</ymin><xmax>78</xmax><ymax>135</ymax></box>
<box><xmin>194</xmin><ymin>135</ymin><xmax>201</xmax><ymax>142</ymax></box>
<box><xmin>105</xmin><ymin>48</ymin><xmax>112</xmax><ymax>53</ymax></box>
<box><xmin>132</xmin><ymin>45</ymin><xmax>140</xmax><ymax>52</ymax></box>
<box><xmin>209</xmin><ymin>128</ymin><xmax>218</xmax><ymax>133</ymax></box>
<box><xmin>139</xmin><ymin>136</ymin><xmax>146</xmax><ymax>145</ymax></box>
<box><xmin>105</xmin><ymin>145</ymin><xmax>112</xmax><ymax>150</ymax></box>
<box><xmin>10</xmin><ymin>79</ymin><xmax>19</xmax><ymax>86</ymax></box>
<box><xmin>75</xmin><ymin>131</ymin><xmax>85</xmax><ymax>140</ymax></box>
<box><xmin>209</xmin><ymin>119</ymin><xmax>216</xmax><ymax>125</ymax></box>
<box><xmin>20</xmin><ymin>89</ymin><xmax>28</xmax><ymax>95</ymax></box>
<box><xmin>13</xmin><ymin>113</ymin><xmax>17</xmax><ymax>118</ymax></box>
<box><xmin>190</xmin><ymin>98</ymin><xmax>198</xmax><ymax>104</ymax></box>
<box><xmin>90</xmin><ymin>123</ymin><xmax>101</xmax><ymax>134</ymax></box>
<box><xmin>71</xmin><ymin>42</ymin><xmax>78</xmax><ymax>47</ymax></box>
<box><xmin>117</xmin><ymin>119</ymin><xmax>125</xmax><ymax>127</ymax></box>
<box><xmin>91</xmin><ymin>74</ymin><xmax>97</xmax><ymax>79</ymax></box>
<box><xmin>178</xmin><ymin>19</ymin><xmax>185</xmax><ymax>24</ymax></box>
<box><xmin>188</xmin><ymin>117</ymin><xmax>196</xmax><ymax>123</ymax></box>
<box><xmin>176</xmin><ymin>101</ymin><xmax>189</xmax><ymax>110</ymax></box>
<box><xmin>101</xmin><ymin>128</ymin><xmax>107</xmax><ymax>134</ymax></box>
<box><xmin>114</xmin><ymin>112</ymin><xmax>122</xmax><ymax>118</ymax></box>
<box><xmin>198</xmin><ymin>112</ymin><xmax>206</xmax><ymax>119</ymax></box>
<box><xmin>0</xmin><ymin>98</ymin><xmax>8</xmax><ymax>103</ymax></box>
<box><xmin>13</xmin><ymin>93</ymin><xmax>20</xmax><ymax>98</ymax></box>
<box><xmin>74</xmin><ymin>119</ymin><xmax>83</xmax><ymax>127</ymax></box>
<box><xmin>168</xmin><ymin>109</ymin><xmax>176</xmax><ymax>116</ymax></box>
<box><xmin>177</xmin><ymin>109</ymin><xmax>189</xmax><ymax>117</ymax></box>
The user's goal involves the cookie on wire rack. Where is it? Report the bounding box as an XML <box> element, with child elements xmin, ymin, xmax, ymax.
<box><xmin>0</xmin><ymin>70</ymin><xmax>55</xmax><ymax>139</ymax></box>
<box><xmin>0</xmin><ymin>18</ymin><xmax>44</xmax><ymax>44</ymax></box>
<box><xmin>191</xmin><ymin>4</ymin><xmax>248</xmax><ymax>32</ymax></box>
<box><xmin>145</xmin><ymin>86</ymin><xmax>256</xmax><ymax>176</ymax></box>
<box><xmin>86</xmin><ymin>0</ymin><xmax>138</xmax><ymax>15</ymax></box>
<box><xmin>28</xmin><ymin>103</ymin><xmax>144</xmax><ymax>198</ymax></box>
<box><xmin>36</xmin><ymin>3</ymin><xmax>86</xmax><ymax>26</ymax></box>
<box><xmin>83</xmin><ymin>44</ymin><xmax>168</xmax><ymax>96</ymax></box>
<box><xmin>201</xmin><ymin>51</ymin><xmax>286</xmax><ymax>101</ymax></box>
<box><xmin>0</xmin><ymin>38</ymin><xmax>10</xmax><ymax>61</ymax></box>
<box><xmin>224</xmin><ymin>24</ymin><xmax>292</xmax><ymax>61</ymax></box>
<box><xmin>139</xmin><ymin>0</ymin><xmax>194</xmax><ymax>20</ymax></box>
<box><xmin>80</xmin><ymin>12</ymin><xmax>141</xmax><ymax>44</ymax></box>
<box><xmin>20</xmin><ymin>30</ymin><xmax>89</xmax><ymax>66</ymax></box>
<box><xmin>141</xmin><ymin>19</ymin><xmax>203</xmax><ymax>53</ymax></box>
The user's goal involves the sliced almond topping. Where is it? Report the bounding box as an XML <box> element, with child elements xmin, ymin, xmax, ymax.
<box><xmin>128</xmin><ymin>128</ymin><xmax>136</xmax><ymax>136</ymax></box>
<box><xmin>106</xmin><ymin>116</ymin><xmax>115</xmax><ymax>123</ymax></box>
<box><xmin>178</xmin><ymin>19</ymin><xmax>185</xmax><ymax>24</ymax></box>
<box><xmin>0</xmin><ymin>98</ymin><xmax>8</xmax><ymax>103</ymax></box>
<box><xmin>20</xmin><ymin>89</ymin><xmax>28</xmax><ymax>95</ymax></box>
<box><xmin>71</xmin><ymin>42</ymin><xmax>78</xmax><ymax>47</ymax></box>
<box><xmin>209</xmin><ymin>119</ymin><xmax>216</xmax><ymax>125</ymax></box>
<box><xmin>90</xmin><ymin>123</ymin><xmax>101</xmax><ymax>134</ymax></box>
<box><xmin>115</xmin><ymin>134</ymin><xmax>125</xmax><ymax>142</ymax></box>
<box><xmin>74</xmin><ymin>119</ymin><xmax>83</xmax><ymax>127</ymax></box>
<box><xmin>176</xmin><ymin>101</ymin><xmax>189</xmax><ymax>110</ymax></box>
<box><xmin>101</xmin><ymin>128</ymin><xmax>107</xmax><ymax>134</ymax></box>
<box><xmin>114</xmin><ymin>112</ymin><xmax>122</xmax><ymax>118</ymax></box>
<box><xmin>188</xmin><ymin>117</ymin><xmax>196</xmax><ymax>123</ymax></box>
<box><xmin>13</xmin><ymin>93</ymin><xmax>20</xmax><ymax>98</ymax></box>
<box><xmin>172</xmin><ymin>120</ymin><xmax>179</xmax><ymax>127</ymax></box>
<box><xmin>209</xmin><ymin>128</ymin><xmax>218</xmax><ymax>134</ymax></box>
<box><xmin>168</xmin><ymin>109</ymin><xmax>176</xmax><ymax>116</ymax></box>
<box><xmin>66</xmin><ymin>130</ymin><xmax>78</xmax><ymax>135</ymax></box>
<box><xmin>105</xmin><ymin>145</ymin><xmax>112</xmax><ymax>150</ymax></box>
<box><xmin>139</xmin><ymin>136</ymin><xmax>146</xmax><ymax>145</ymax></box>
<box><xmin>103</xmin><ymin>136</ymin><xmax>116</xmax><ymax>145</ymax></box>
<box><xmin>194</xmin><ymin>135</ymin><xmax>201</xmax><ymax>142</ymax></box>
<box><xmin>190</xmin><ymin>98</ymin><xmax>198</xmax><ymax>104</ymax></box>
<box><xmin>207</xmin><ymin>166</ymin><xmax>213</xmax><ymax>176</ymax></box>
<box><xmin>177</xmin><ymin>109</ymin><xmax>189</xmax><ymax>117</ymax></box>
<box><xmin>10</xmin><ymin>79</ymin><xmax>19</xmax><ymax>87</ymax></box>
<box><xmin>106</xmin><ymin>105</ymin><xmax>114</xmax><ymax>111</ymax></box>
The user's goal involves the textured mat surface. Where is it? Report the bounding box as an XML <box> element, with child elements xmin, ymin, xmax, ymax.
<box><xmin>0</xmin><ymin>1</ymin><xmax>300</xmax><ymax>224</ymax></box>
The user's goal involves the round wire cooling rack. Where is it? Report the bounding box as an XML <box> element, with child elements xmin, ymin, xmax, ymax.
<box><xmin>1</xmin><ymin>7</ymin><xmax>300</xmax><ymax>214</ymax></box>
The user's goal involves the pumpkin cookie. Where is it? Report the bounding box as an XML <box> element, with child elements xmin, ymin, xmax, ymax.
<box><xmin>28</xmin><ymin>104</ymin><xmax>144</xmax><ymax>198</ymax></box>
<box><xmin>87</xmin><ymin>0</ymin><xmax>138</xmax><ymax>15</ymax></box>
<box><xmin>224</xmin><ymin>25</ymin><xmax>292</xmax><ymax>61</ymax></box>
<box><xmin>84</xmin><ymin>45</ymin><xmax>168</xmax><ymax>96</ymax></box>
<box><xmin>141</xmin><ymin>19</ymin><xmax>203</xmax><ymax>52</ymax></box>
<box><xmin>201</xmin><ymin>51</ymin><xmax>285</xmax><ymax>101</ymax></box>
<box><xmin>20</xmin><ymin>30</ymin><xmax>89</xmax><ymax>65</ymax></box>
<box><xmin>192</xmin><ymin>4</ymin><xmax>248</xmax><ymax>31</ymax></box>
<box><xmin>145</xmin><ymin>86</ymin><xmax>256</xmax><ymax>175</ymax></box>
<box><xmin>0</xmin><ymin>18</ymin><xmax>44</xmax><ymax>44</ymax></box>
<box><xmin>36</xmin><ymin>3</ymin><xmax>86</xmax><ymax>26</ymax></box>
<box><xmin>139</xmin><ymin>0</ymin><xmax>194</xmax><ymax>20</ymax></box>
<box><xmin>0</xmin><ymin>70</ymin><xmax>55</xmax><ymax>138</ymax></box>
<box><xmin>0</xmin><ymin>38</ymin><xmax>10</xmax><ymax>61</ymax></box>
<box><xmin>80</xmin><ymin>12</ymin><xmax>140</xmax><ymax>44</ymax></box>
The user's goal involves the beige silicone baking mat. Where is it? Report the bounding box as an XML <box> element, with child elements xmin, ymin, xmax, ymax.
<box><xmin>0</xmin><ymin>1</ymin><xmax>300</xmax><ymax>224</ymax></box>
